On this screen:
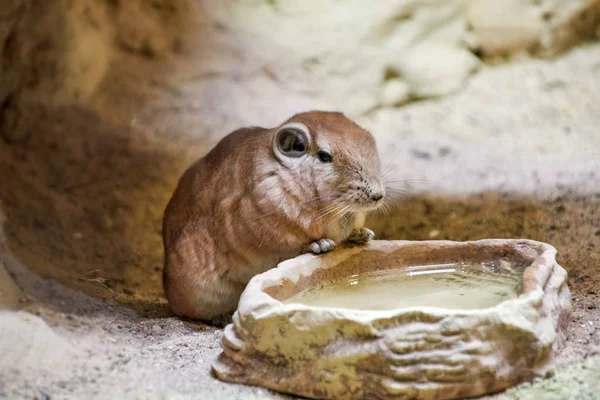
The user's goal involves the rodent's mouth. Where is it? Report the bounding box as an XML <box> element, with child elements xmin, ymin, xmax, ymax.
<box><xmin>352</xmin><ymin>198</ymin><xmax>385</xmax><ymax>212</ymax></box>
<box><xmin>341</xmin><ymin>187</ymin><xmax>386</xmax><ymax>212</ymax></box>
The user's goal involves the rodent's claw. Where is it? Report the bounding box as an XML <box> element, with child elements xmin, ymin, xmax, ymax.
<box><xmin>348</xmin><ymin>227</ymin><xmax>375</xmax><ymax>244</ymax></box>
<box><xmin>307</xmin><ymin>238</ymin><xmax>336</xmax><ymax>254</ymax></box>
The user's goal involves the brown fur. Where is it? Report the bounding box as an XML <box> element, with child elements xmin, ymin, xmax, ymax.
<box><xmin>162</xmin><ymin>111</ymin><xmax>384</xmax><ymax>322</ymax></box>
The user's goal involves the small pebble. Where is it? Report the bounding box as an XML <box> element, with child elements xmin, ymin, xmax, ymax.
<box><xmin>438</xmin><ymin>147</ymin><xmax>452</xmax><ymax>157</ymax></box>
<box><xmin>428</xmin><ymin>229</ymin><xmax>440</xmax><ymax>238</ymax></box>
<box><xmin>412</xmin><ymin>149</ymin><xmax>432</xmax><ymax>160</ymax></box>
<box><xmin>152</xmin><ymin>324</ymin><xmax>162</xmax><ymax>333</ymax></box>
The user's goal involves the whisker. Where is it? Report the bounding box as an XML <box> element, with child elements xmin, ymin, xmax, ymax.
<box><xmin>375</xmin><ymin>202</ymin><xmax>389</xmax><ymax>218</ymax></box>
<box><xmin>382</xmin><ymin>202</ymin><xmax>391</xmax><ymax>218</ymax></box>
<box><xmin>247</xmin><ymin>194</ymin><xmax>337</xmax><ymax>223</ymax></box>
<box><xmin>314</xmin><ymin>202</ymin><xmax>345</xmax><ymax>221</ymax></box>
<box><xmin>327</xmin><ymin>205</ymin><xmax>352</xmax><ymax>226</ymax></box>
<box><xmin>382</xmin><ymin>162</ymin><xmax>410</xmax><ymax>178</ymax></box>
<box><xmin>385</xmin><ymin>188</ymin><xmax>414</xmax><ymax>200</ymax></box>
<box><xmin>382</xmin><ymin>163</ymin><xmax>412</xmax><ymax>180</ymax></box>
<box><xmin>382</xmin><ymin>150</ymin><xmax>401</xmax><ymax>175</ymax></box>
<box><xmin>381</xmin><ymin>147</ymin><xmax>407</xmax><ymax>177</ymax></box>
<box><xmin>227</xmin><ymin>193</ymin><xmax>339</xmax><ymax>234</ymax></box>
<box><xmin>384</xmin><ymin>178</ymin><xmax>438</xmax><ymax>184</ymax></box>
<box><xmin>386</xmin><ymin>187</ymin><xmax>412</xmax><ymax>193</ymax></box>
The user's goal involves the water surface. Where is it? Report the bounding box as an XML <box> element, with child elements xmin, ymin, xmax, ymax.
<box><xmin>285</xmin><ymin>261</ymin><xmax>522</xmax><ymax>311</ymax></box>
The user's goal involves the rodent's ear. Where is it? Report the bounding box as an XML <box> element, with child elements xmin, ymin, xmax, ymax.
<box><xmin>273</xmin><ymin>123</ymin><xmax>311</xmax><ymax>161</ymax></box>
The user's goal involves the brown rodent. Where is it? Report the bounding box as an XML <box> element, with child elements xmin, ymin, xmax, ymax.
<box><xmin>162</xmin><ymin>111</ymin><xmax>385</xmax><ymax>325</ymax></box>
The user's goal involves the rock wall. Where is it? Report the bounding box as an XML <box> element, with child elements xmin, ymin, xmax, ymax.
<box><xmin>0</xmin><ymin>0</ymin><xmax>108</xmax><ymax>105</ymax></box>
<box><xmin>1</xmin><ymin>0</ymin><xmax>599</xmax><ymax>123</ymax></box>
<box><xmin>0</xmin><ymin>211</ymin><xmax>22</xmax><ymax>310</ymax></box>
<box><xmin>0</xmin><ymin>0</ymin><xmax>193</xmax><ymax>142</ymax></box>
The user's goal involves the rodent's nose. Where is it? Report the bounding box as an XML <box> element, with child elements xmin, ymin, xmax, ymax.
<box><xmin>370</xmin><ymin>192</ymin><xmax>384</xmax><ymax>202</ymax></box>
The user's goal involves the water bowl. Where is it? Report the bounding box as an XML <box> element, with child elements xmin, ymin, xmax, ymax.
<box><xmin>212</xmin><ymin>239</ymin><xmax>571</xmax><ymax>400</ymax></box>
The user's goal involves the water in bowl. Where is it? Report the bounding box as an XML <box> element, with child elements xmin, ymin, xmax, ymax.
<box><xmin>285</xmin><ymin>261</ymin><xmax>522</xmax><ymax>311</ymax></box>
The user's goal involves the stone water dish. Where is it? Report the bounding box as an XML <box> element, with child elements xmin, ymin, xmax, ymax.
<box><xmin>212</xmin><ymin>239</ymin><xmax>571</xmax><ymax>400</ymax></box>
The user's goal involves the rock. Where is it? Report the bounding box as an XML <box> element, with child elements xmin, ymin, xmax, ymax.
<box><xmin>502</xmin><ymin>356</ymin><xmax>600</xmax><ymax>400</ymax></box>
<box><xmin>0</xmin><ymin>263</ymin><xmax>22</xmax><ymax>310</ymax></box>
<box><xmin>111</xmin><ymin>0</ymin><xmax>189</xmax><ymax>57</ymax></box>
<box><xmin>467</xmin><ymin>0</ymin><xmax>600</xmax><ymax>58</ymax></box>
<box><xmin>0</xmin><ymin>311</ymin><xmax>79</xmax><ymax>375</ymax></box>
<box><xmin>2</xmin><ymin>0</ymin><xmax>598</xmax><ymax>120</ymax></box>
<box><xmin>0</xmin><ymin>0</ymin><xmax>111</xmax><ymax>107</ymax></box>
<box><xmin>0</xmin><ymin>211</ymin><xmax>22</xmax><ymax>310</ymax></box>
<box><xmin>395</xmin><ymin>43</ymin><xmax>480</xmax><ymax>98</ymax></box>
<box><xmin>380</xmin><ymin>78</ymin><xmax>411</xmax><ymax>107</ymax></box>
<box><xmin>467</xmin><ymin>0</ymin><xmax>545</xmax><ymax>57</ymax></box>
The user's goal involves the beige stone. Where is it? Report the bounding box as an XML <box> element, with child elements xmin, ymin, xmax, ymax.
<box><xmin>467</xmin><ymin>0</ymin><xmax>545</xmax><ymax>57</ymax></box>
<box><xmin>0</xmin><ymin>264</ymin><xmax>21</xmax><ymax>310</ymax></box>
<box><xmin>467</xmin><ymin>0</ymin><xmax>600</xmax><ymax>58</ymax></box>
<box><xmin>380</xmin><ymin>78</ymin><xmax>411</xmax><ymax>107</ymax></box>
<box><xmin>0</xmin><ymin>311</ymin><xmax>78</xmax><ymax>375</ymax></box>
<box><xmin>2</xmin><ymin>0</ymin><xmax>597</xmax><ymax>120</ymax></box>
<box><xmin>213</xmin><ymin>239</ymin><xmax>571</xmax><ymax>400</ymax></box>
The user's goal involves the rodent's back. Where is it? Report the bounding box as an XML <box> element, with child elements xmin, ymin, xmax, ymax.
<box><xmin>162</xmin><ymin>127</ymin><xmax>267</xmax><ymax>245</ymax></box>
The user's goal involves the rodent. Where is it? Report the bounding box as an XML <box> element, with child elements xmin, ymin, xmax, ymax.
<box><xmin>162</xmin><ymin>111</ymin><xmax>385</xmax><ymax>325</ymax></box>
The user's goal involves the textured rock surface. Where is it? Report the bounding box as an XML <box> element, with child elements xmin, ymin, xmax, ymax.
<box><xmin>0</xmin><ymin>0</ymin><xmax>111</xmax><ymax>106</ymax></box>
<box><xmin>0</xmin><ymin>264</ymin><xmax>21</xmax><ymax>310</ymax></box>
<box><xmin>0</xmin><ymin>0</ymin><xmax>599</xmax><ymax>398</ymax></box>
<box><xmin>213</xmin><ymin>239</ymin><xmax>571</xmax><ymax>399</ymax></box>
<box><xmin>467</xmin><ymin>0</ymin><xmax>600</xmax><ymax>58</ymax></box>
<box><xmin>0</xmin><ymin>213</ymin><xmax>21</xmax><ymax>310</ymax></box>
<box><xmin>2</xmin><ymin>0</ymin><xmax>599</xmax><ymax>117</ymax></box>
<box><xmin>501</xmin><ymin>356</ymin><xmax>600</xmax><ymax>400</ymax></box>
<box><xmin>0</xmin><ymin>311</ymin><xmax>79</xmax><ymax>376</ymax></box>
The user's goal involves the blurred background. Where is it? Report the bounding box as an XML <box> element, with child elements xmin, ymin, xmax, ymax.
<box><xmin>1</xmin><ymin>1</ymin><xmax>599</xmax><ymax>398</ymax></box>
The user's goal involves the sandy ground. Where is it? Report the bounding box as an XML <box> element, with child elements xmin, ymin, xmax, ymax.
<box><xmin>1</xmin><ymin>37</ymin><xmax>600</xmax><ymax>398</ymax></box>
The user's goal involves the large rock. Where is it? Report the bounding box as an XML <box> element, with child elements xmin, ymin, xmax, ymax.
<box><xmin>0</xmin><ymin>0</ymin><xmax>110</xmax><ymax>107</ymax></box>
<box><xmin>0</xmin><ymin>311</ymin><xmax>79</xmax><ymax>378</ymax></box>
<box><xmin>467</xmin><ymin>0</ymin><xmax>600</xmax><ymax>58</ymax></box>
<box><xmin>2</xmin><ymin>0</ymin><xmax>598</xmax><ymax>121</ymax></box>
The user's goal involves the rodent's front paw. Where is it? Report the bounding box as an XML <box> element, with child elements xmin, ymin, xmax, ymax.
<box><xmin>347</xmin><ymin>227</ymin><xmax>375</xmax><ymax>244</ymax></box>
<box><xmin>306</xmin><ymin>238</ymin><xmax>336</xmax><ymax>254</ymax></box>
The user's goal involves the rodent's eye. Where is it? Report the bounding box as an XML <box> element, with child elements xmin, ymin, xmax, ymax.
<box><xmin>317</xmin><ymin>150</ymin><xmax>333</xmax><ymax>163</ymax></box>
<box><xmin>276</xmin><ymin>128</ymin><xmax>308</xmax><ymax>158</ymax></box>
